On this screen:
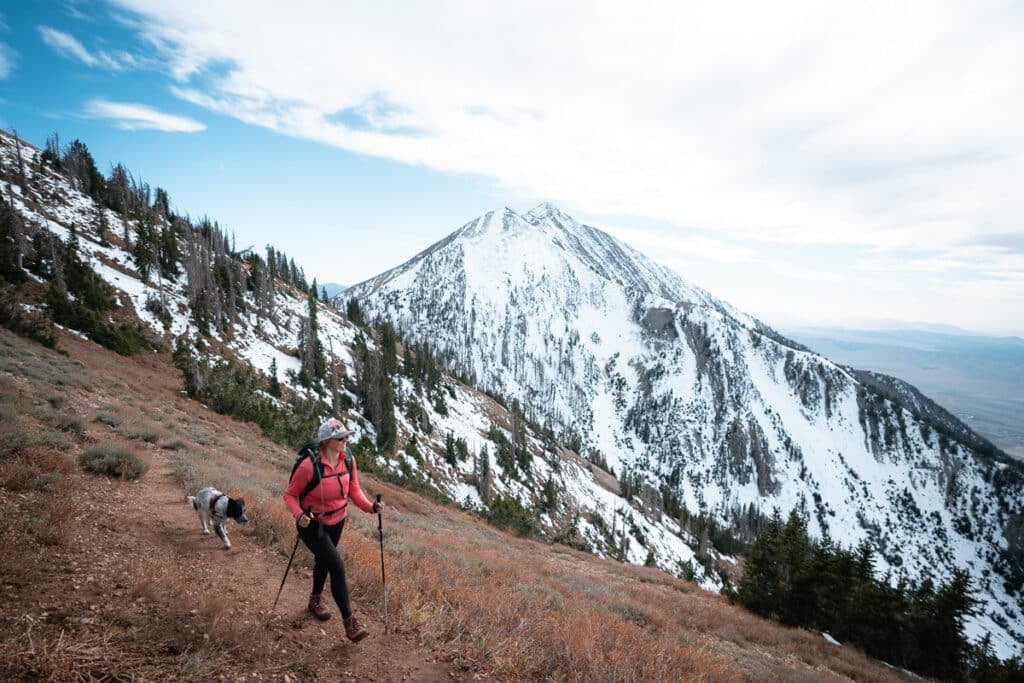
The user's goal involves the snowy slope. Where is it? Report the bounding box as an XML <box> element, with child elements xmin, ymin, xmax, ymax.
<box><xmin>346</xmin><ymin>203</ymin><xmax>1024</xmax><ymax>657</ymax></box>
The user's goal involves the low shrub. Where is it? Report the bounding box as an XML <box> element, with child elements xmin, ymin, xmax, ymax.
<box><xmin>56</xmin><ymin>415</ymin><xmax>86</xmax><ymax>438</ymax></box>
<box><xmin>0</xmin><ymin>287</ymin><xmax>59</xmax><ymax>349</ymax></box>
<box><xmin>79</xmin><ymin>443</ymin><xmax>148</xmax><ymax>479</ymax></box>
<box><xmin>0</xmin><ymin>448</ymin><xmax>72</xmax><ymax>490</ymax></box>
<box><xmin>32</xmin><ymin>472</ymin><xmax>64</xmax><ymax>490</ymax></box>
<box><xmin>94</xmin><ymin>412</ymin><xmax>122</xmax><ymax>427</ymax></box>
<box><xmin>119</xmin><ymin>425</ymin><xmax>159</xmax><ymax>443</ymax></box>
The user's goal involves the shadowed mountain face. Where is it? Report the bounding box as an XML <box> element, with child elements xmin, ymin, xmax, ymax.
<box><xmin>783</xmin><ymin>326</ymin><xmax>1024</xmax><ymax>459</ymax></box>
<box><xmin>346</xmin><ymin>204</ymin><xmax>1024</xmax><ymax>657</ymax></box>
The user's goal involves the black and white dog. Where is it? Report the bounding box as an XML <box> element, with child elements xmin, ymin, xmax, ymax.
<box><xmin>188</xmin><ymin>487</ymin><xmax>248</xmax><ymax>549</ymax></box>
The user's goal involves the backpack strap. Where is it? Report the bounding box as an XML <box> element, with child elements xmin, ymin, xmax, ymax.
<box><xmin>297</xmin><ymin>450</ymin><xmax>354</xmax><ymax>506</ymax></box>
<box><xmin>297</xmin><ymin>455</ymin><xmax>323</xmax><ymax>506</ymax></box>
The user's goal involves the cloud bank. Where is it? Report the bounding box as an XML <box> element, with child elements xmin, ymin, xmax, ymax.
<box><xmin>101</xmin><ymin>0</ymin><xmax>1024</xmax><ymax>332</ymax></box>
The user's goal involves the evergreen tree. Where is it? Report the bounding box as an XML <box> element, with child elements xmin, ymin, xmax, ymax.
<box><xmin>735</xmin><ymin>511</ymin><xmax>783</xmax><ymax>618</ymax></box>
<box><xmin>158</xmin><ymin>222</ymin><xmax>181</xmax><ymax>279</ymax></box>
<box><xmin>378</xmin><ymin>321</ymin><xmax>398</xmax><ymax>376</ymax></box>
<box><xmin>132</xmin><ymin>213</ymin><xmax>158</xmax><ymax>282</ymax></box>
<box><xmin>444</xmin><ymin>431</ymin><xmax>457</xmax><ymax>466</ymax></box>
<box><xmin>476</xmin><ymin>445</ymin><xmax>492</xmax><ymax>501</ymax></box>
<box><xmin>62</xmin><ymin>139</ymin><xmax>106</xmax><ymax>200</ymax></box>
<box><xmin>0</xmin><ymin>197</ymin><xmax>24</xmax><ymax>284</ymax></box>
<box><xmin>41</xmin><ymin>132</ymin><xmax>62</xmax><ymax>171</ymax></box>
<box><xmin>346</xmin><ymin>297</ymin><xmax>364</xmax><ymax>325</ymax></box>
<box><xmin>733</xmin><ymin>507</ymin><xmax>983</xmax><ymax>679</ymax></box>
<box><xmin>268</xmin><ymin>357</ymin><xmax>282</xmax><ymax>398</ymax></box>
<box><xmin>297</xmin><ymin>289</ymin><xmax>326</xmax><ymax>386</ymax></box>
<box><xmin>353</xmin><ymin>335</ymin><xmax>396</xmax><ymax>452</ymax></box>
<box><xmin>153</xmin><ymin>187</ymin><xmax>171</xmax><ymax>220</ymax></box>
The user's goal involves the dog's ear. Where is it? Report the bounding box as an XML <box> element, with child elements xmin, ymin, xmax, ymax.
<box><xmin>226</xmin><ymin>498</ymin><xmax>246</xmax><ymax>518</ymax></box>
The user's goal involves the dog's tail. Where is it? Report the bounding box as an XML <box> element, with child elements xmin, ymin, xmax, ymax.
<box><xmin>187</xmin><ymin>495</ymin><xmax>197</xmax><ymax>511</ymax></box>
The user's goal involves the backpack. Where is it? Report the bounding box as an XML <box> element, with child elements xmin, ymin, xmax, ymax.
<box><xmin>290</xmin><ymin>439</ymin><xmax>353</xmax><ymax>506</ymax></box>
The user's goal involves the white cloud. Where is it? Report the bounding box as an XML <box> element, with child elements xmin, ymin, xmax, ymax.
<box><xmin>599</xmin><ymin>223</ymin><xmax>758</xmax><ymax>265</ymax></box>
<box><xmin>106</xmin><ymin>0</ymin><xmax>1024</xmax><ymax>332</ymax></box>
<box><xmin>109</xmin><ymin>1</ymin><xmax>1023</xmax><ymax>243</ymax></box>
<box><xmin>38</xmin><ymin>26</ymin><xmax>98</xmax><ymax>66</ymax></box>
<box><xmin>38</xmin><ymin>25</ymin><xmax>144</xmax><ymax>70</ymax></box>
<box><xmin>0</xmin><ymin>43</ymin><xmax>14</xmax><ymax>79</ymax></box>
<box><xmin>85</xmin><ymin>99</ymin><xmax>205</xmax><ymax>132</ymax></box>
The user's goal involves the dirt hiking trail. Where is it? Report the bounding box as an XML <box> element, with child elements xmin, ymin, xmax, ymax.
<box><xmin>0</xmin><ymin>329</ymin><xmax>464</xmax><ymax>681</ymax></box>
<box><xmin>3</xmin><ymin>444</ymin><xmax>461</xmax><ymax>681</ymax></box>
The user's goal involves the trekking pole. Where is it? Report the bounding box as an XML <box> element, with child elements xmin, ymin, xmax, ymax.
<box><xmin>376</xmin><ymin>494</ymin><xmax>387</xmax><ymax>634</ymax></box>
<box><xmin>272</xmin><ymin>506</ymin><xmax>310</xmax><ymax>613</ymax></box>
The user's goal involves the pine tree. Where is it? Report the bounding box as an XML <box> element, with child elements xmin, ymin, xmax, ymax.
<box><xmin>734</xmin><ymin>511</ymin><xmax>783</xmax><ymax>618</ymax></box>
<box><xmin>153</xmin><ymin>187</ymin><xmax>171</xmax><ymax>220</ymax></box>
<box><xmin>0</xmin><ymin>197</ymin><xmax>24</xmax><ymax>284</ymax></box>
<box><xmin>354</xmin><ymin>335</ymin><xmax>396</xmax><ymax>452</ymax></box>
<box><xmin>777</xmin><ymin>510</ymin><xmax>815</xmax><ymax>626</ymax></box>
<box><xmin>444</xmin><ymin>432</ymin><xmax>457</xmax><ymax>466</ymax></box>
<box><xmin>158</xmin><ymin>222</ymin><xmax>181</xmax><ymax>279</ymax></box>
<box><xmin>297</xmin><ymin>289</ymin><xmax>326</xmax><ymax>386</ymax></box>
<box><xmin>346</xmin><ymin>297</ymin><xmax>364</xmax><ymax>326</ymax></box>
<box><xmin>41</xmin><ymin>132</ymin><xmax>62</xmax><ymax>171</ymax></box>
<box><xmin>268</xmin><ymin>357</ymin><xmax>282</xmax><ymax>398</ymax></box>
<box><xmin>62</xmin><ymin>139</ymin><xmax>106</xmax><ymax>200</ymax></box>
<box><xmin>476</xmin><ymin>445</ymin><xmax>492</xmax><ymax>501</ymax></box>
<box><xmin>132</xmin><ymin>213</ymin><xmax>158</xmax><ymax>282</ymax></box>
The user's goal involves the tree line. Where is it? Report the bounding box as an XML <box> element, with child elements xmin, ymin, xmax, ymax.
<box><xmin>729</xmin><ymin>509</ymin><xmax>1023</xmax><ymax>680</ymax></box>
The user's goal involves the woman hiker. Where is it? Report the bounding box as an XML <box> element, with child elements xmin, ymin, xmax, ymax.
<box><xmin>284</xmin><ymin>417</ymin><xmax>384</xmax><ymax>642</ymax></box>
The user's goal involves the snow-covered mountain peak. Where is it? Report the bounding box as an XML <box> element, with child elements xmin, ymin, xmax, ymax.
<box><xmin>525</xmin><ymin>201</ymin><xmax>578</xmax><ymax>227</ymax></box>
<box><xmin>458</xmin><ymin>206</ymin><xmax>534</xmax><ymax>240</ymax></box>
<box><xmin>451</xmin><ymin>203</ymin><xmax>715</xmax><ymax>308</ymax></box>
<box><xmin>347</xmin><ymin>202</ymin><xmax>1024</xmax><ymax>658</ymax></box>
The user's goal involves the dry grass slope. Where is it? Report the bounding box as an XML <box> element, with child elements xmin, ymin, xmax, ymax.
<box><xmin>0</xmin><ymin>326</ymin><xmax>918</xmax><ymax>681</ymax></box>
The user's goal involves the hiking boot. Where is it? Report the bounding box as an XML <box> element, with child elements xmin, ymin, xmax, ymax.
<box><xmin>307</xmin><ymin>593</ymin><xmax>331</xmax><ymax>621</ymax></box>
<box><xmin>343</xmin><ymin>613</ymin><xmax>368</xmax><ymax>642</ymax></box>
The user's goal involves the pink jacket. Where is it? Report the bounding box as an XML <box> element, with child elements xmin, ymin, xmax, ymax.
<box><xmin>283</xmin><ymin>454</ymin><xmax>374</xmax><ymax>526</ymax></box>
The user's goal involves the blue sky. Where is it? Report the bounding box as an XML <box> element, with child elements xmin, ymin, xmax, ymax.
<box><xmin>1</xmin><ymin>1</ymin><xmax>1022</xmax><ymax>335</ymax></box>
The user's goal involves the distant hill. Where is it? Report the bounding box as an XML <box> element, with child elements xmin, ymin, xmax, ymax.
<box><xmin>320</xmin><ymin>282</ymin><xmax>347</xmax><ymax>298</ymax></box>
<box><xmin>784</xmin><ymin>326</ymin><xmax>1024</xmax><ymax>459</ymax></box>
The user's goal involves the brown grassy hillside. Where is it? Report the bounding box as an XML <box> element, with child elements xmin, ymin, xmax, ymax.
<box><xmin>0</xmin><ymin>326</ymin><xmax>918</xmax><ymax>681</ymax></box>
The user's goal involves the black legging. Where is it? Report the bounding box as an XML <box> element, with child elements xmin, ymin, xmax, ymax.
<box><xmin>298</xmin><ymin>518</ymin><xmax>351</xmax><ymax>619</ymax></box>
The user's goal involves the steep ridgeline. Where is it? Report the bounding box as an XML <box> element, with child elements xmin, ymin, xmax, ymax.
<box><xmin>345</xmin><ymin>204</ymin><xmax>1024</xmax><ymax>656</ymax></box>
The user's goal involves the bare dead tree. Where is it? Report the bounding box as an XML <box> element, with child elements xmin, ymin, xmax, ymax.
<box><xmin>1</xmin><ymin>182</ymin><xmax>24</xmax><ymax>271</ymax></box>
<box><xmin>328</xmin><ymin>334</ymin><xmax>341</xmax><ymax>415</ymax></box>
<box><xmin>10</xmin><ymin>129</ymin><xmax>27</xmax><ymax>190</ymax></box>
<box><xmin>45</xmin><ymin>229</ymin><xmax>66</xmax><ymax>293</ymax></box>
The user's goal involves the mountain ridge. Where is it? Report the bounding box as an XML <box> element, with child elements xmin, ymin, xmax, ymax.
<box><xmin>345</xmin><ymin>203</ymin><xmax>1024</xmax><ymax>657</ymax></box>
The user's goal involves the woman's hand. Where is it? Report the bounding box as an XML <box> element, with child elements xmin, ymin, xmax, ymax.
<box><xmin>296</xmin><ymin>512</ymin><xmax>311</xmax><ymax>528</ymax></box>
<box><xmin>372</xmin><ymin>500</ymin><xmax>386</xmax><ymax>514</ymax></box>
